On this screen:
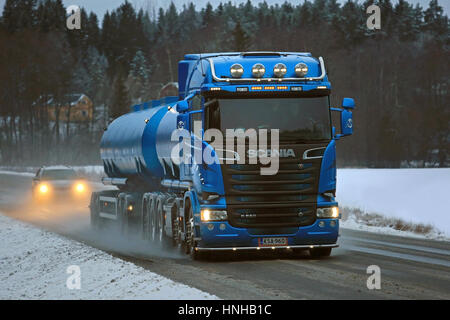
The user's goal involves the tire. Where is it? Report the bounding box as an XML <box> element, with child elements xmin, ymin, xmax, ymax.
<box><xmin>156</xmin><ymin>196</ymin><xmax>165</xmax><ymax>245</ymax></box>
<box><xmin>156</xmin><ymin>195</ymin><xmax>174</xmax><ymax>248</ymax></box>
<box><xmin>149</xmin><ymin>195</ymin><xmax>158</xmax><ymax>242</ymax></box>
<box><xmin>141</xmin><ymin>197</ymin><xmax>150</xmax><ymax>240</ymax></box>
<box><xmin>185</xmin><ymin>204</ymin><xmax>204</xmax><ymax>260</ymax></box>
<box><xmin>309</xmin><ymin>247</ymin><xmax>332</xmax><ymax>258</ymax></box>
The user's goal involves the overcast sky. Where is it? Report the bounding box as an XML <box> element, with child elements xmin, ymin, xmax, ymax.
<box><xmin>0</xmin><ymin>0</ymin><xmax>448</xmax><ymax>22</ymax></box>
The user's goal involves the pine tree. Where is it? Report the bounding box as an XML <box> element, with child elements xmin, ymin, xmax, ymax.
<box><xmin>3</xmin><ymin>0</ymin><xmax>37</xmax><ymax>33</ymax></box>
<box><xmin>424</xmin><ymin>0</ymin><xmax>448</xmax><ymax>39</ymax></box>
<box><xmin>128</xmin><ymin>50</ymin><xmax>151</xmax><ymax>102</ymax></box>
<box><xmin>36</xmin><ymin>0</ymin><xmax>66</xmax><ymax>33</ymax></box>
<box><xmin>232</xmin><ymin>21</ymin><xmax>250</xmax><ymax>52</ymax></box>
<box><xmin>110</xmin><ymin>74</ymin><xmax>130</xmax><ymax>119</ymax></box>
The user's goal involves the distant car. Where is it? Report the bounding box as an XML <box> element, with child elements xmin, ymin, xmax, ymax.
<box><xmin>32</xmin><ymin>166</ymin><xmax>88</xmax><ymax>201</ymax></box>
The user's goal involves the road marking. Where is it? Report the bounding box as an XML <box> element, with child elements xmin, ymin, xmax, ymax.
<box><xmin>345</xmin><ymin>245</ymin><xmax>450</xmax><ymax>268</ymax></box>
<box><xmin>342</xmin><ymin>236</ymin><xmax>450</xmax><ymax>256</ymax></box>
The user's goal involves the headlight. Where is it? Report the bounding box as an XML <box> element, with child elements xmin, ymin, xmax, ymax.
<box><xmin>295</xmin><ymin>63</ymin><xmax>308</xmax><ymax>77</ymax></box>
<box><xmin>251</xmin><ymin>63</ymin><xmax>265</xmax><ymax>78</ymax></box>
<box><xmin>230</xmin><ymin>64</ymin><xmax>244</xmax><ymax>78</ymax></box>
<box><xmin>201</xmin><ymin>209</ymin><xmax>227</xmax><ymax>221</ymax></box>
<box><xmin>273</xmin><ymin>63</ymin><xmax>287</xmax><ymax>78</ymax></box>
<box><xmin>39</xmin><ymin>184</ymin><xmax>49</xmax><ymax>193</ymax></box>
<box><xmin>316</xmin><ymin>207</ymin><xmax>339</xmax><ymax>218</ymax></box>
<box><xmin>75</xmin><ymin>183</ymin><xmax>85</xmax><ymax>193</ymax></box>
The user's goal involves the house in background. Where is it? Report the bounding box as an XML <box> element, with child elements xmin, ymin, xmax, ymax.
<box><xmin>158</xmin><ymin>82</ymin><xmax>178</xmax><ymax>98</ymax></box>
<box><xmin>41</xmin><ymin>94</ymin><xmax>94</xmax><ymax>123</ymax></box>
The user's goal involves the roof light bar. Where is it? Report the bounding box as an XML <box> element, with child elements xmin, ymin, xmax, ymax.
<box><xmin>208</xmin><ymin>57</ymin><xmax>327</xmax><ymax>82</ymax></box>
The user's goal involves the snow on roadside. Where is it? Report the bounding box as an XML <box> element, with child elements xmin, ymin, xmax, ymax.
<box><xmin>337</xmin><ymin>168</ymin><xmax>450</xmax><ymax>238</ymax></box>
<box><xmin>0</xmin><ymin>214</ymin><xmax>217</xmax><ymax>300</ymax></box>
<box><xmin>340</xmin><ymin>210</ymin><xmax>449</xmax><ymax>241</ymax></box>
<box><xmin>0</xmin><ymin>170</ymin><xmax>34</xmax><ymax>177</ymax></box>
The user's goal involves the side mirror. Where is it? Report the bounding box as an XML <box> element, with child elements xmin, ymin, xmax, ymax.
<box><xmin>340</xmin><ymin>109</ymin><xmax>353</xmax><ymax>136</ymax></box>
<box><xmin>331</xmin><ymin>97</ymin><xmax>355</xmax><ymax>139</ymax></box>
<box><xmin>176</xmin><ymin>101</ymin><xmax>189</xmax><ymax>113</ymax></box>
<box><xmin>342</xmin><ymin>97</ymin><xmax>355</xmax><ymax>110</ymax></box>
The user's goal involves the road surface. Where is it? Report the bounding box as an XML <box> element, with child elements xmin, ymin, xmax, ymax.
<box><xmin>0</xmin><ymin>173</ymin><xmax>449</xmax><ymax>299</ymax></box>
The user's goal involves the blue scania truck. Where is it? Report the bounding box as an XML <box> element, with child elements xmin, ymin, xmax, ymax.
<box><xmin>90</xmin><ymin>52</ymin><xmax>355</xmax><ymax>259</ymax></box>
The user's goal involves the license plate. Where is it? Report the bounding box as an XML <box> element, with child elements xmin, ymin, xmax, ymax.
<box><xmin>258</xmin><ymin>237</ymin><xmax>288</xmax><ymax>247</ymax></box>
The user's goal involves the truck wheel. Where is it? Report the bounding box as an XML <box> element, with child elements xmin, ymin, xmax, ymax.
<box><xmin>309</xmin><ymin>247</ymin><xmax>332</xmax><ymax>258</ymax></box>
<box><xmin>186</xmin><ymin>204</ymin><xmax>204</xmax><ymax>260</ymax></box>
<box><xmin>156</xmin><ymin>195</ymin><xmax>170</xmax><ymax>247</ymax></box>
<box><xmin>142</xmin><ymin>197</ymin><xmax>150</xmax><ymax>240</ymax></box>
<box><xmin>149</xmin><ymin>195</ymin><xmax>159</xmax><ymax>242</ymax></box>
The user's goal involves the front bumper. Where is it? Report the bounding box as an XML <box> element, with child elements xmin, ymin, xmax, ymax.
<box><xmin>197</xmin><ymin>243</ymin><xmax>338</xmax><ymax>251</ymax></box>
<box><xmin>197</xmin><ymin>218</ymin><xmax>339</xmax><ymax>250</ymax></box>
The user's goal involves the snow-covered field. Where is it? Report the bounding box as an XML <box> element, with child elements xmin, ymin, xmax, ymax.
<box><xmin>337</xmin><ymin>168</ymin><xmax>450</xmax><ymax>238</ymax></box>
<box><xmin>0</xmin><ymin>214</ymin><xmax>217</xmax><ymax>300</ymax></box>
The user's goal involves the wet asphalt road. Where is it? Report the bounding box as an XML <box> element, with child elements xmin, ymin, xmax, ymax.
<box><xmin>0</xmin><ymin>173</ymin><xmax>449</xmax><ymax>299</ymax></box>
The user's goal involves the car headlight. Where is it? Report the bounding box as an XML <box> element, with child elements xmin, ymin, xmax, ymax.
<box><xmin>39</xmin><ymin>184</ymin><xmax>49</xmax><ymax>193</ymax></box>
<box><xmin>201</xmin><ymin>209</ymin><xmax>227</xmax><ymax>222</ymax></box>
<box><xmin>316</xmin><ymin>207</ymin><xmax>339</xmax><ymax>218</ymax></box>
<box><xmin>75</xmin><ymin>183</ymin><xmax>85</xmax><ymax>193</ymax></box>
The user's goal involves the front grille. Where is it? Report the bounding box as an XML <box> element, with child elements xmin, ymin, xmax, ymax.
<box><xmin>228</xmin><ymin>203</ymin><xmax>316</xmax><ymax>228</ymax></box>
<box><xmin>221</xmin><ymin>143</ymin><xmax>326</xmax><ymax>228</ymax></box>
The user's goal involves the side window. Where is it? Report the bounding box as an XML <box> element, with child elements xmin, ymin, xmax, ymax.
<box><xmin>190</xmin><ymin>95</ymin><xmax>203</xmax><ymax>133</ymax></box>
<box><xmin>190</xmin><ymin>112</ymin><xmax>202</xmax><ymax>133</ymax></box>
<box><xmin>191</xmin><ymin>95</ymin><xmax>202</xmax><ymax>111</ymax></box>
<box><xmin>205</xmin><ymin>99</ymin><xmax>220</xmax><ymax>131</ymax></box>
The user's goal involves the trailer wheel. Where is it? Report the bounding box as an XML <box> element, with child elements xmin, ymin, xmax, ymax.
<box><xmin>309</xmin><ymin>247</ymin><xmax>332</xmax><ymax>258</ymax></box>
<box><xmin>156</xmin><ymin>195</ymin><xmax>170</xmax><ymax>247</ymax></box>
<box><xmin>141</xmin><ymin>196</ymin><xmax>150</xmax><ymax>240</ymax></box>
<box><xmin>149</xmin><ymin>195</ymin><xmax>158</xmax><ymax>242</ymax></box>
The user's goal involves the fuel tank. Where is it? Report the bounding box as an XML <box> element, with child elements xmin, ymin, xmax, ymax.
<box><xmin>100</xmin><ymin>102</ymin><xmax>179</xmax><ymax>183</ymax></box>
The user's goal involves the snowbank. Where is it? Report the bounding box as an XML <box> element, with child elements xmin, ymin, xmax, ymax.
<box><xmin>0</xmin><ymin>214</ymin><xmax>217</xmax><ymax>300</ymax></box>
<box><xmin>337</xmin><ymin>168</ymin><xmax>450</xmax><ymax>237</ymax></box>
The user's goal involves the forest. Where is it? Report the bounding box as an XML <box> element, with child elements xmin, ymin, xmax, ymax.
<box><xmin>0</xmin><ymin>0</ymin><xmax>448</xmax><ymax>167</ymax></box>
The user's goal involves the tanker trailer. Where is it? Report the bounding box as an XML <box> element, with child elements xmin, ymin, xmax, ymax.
<box><xmin>90</xmin><ymin>52</ymin><xmax>356</xmax><ymax>260</ymax></box>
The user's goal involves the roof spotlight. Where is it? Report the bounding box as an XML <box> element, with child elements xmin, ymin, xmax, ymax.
<box><xmin>251</xmin><ymin>63</ymin><xmax>265</xmax><ymax>78</ymax></box>
<box><xmin>295</xmin><ymin>63</ymin><xmax>308</xmax><ymax>77</ymax></box>
<box><xmin>230</xmin><ymin>64</ymin><xmax>244</xmax><ymax>78</ymax></box>
<box><xmin>273</xmin><ymin>63</ymin><xmax>287</xmax><ymax>78</ymax></box>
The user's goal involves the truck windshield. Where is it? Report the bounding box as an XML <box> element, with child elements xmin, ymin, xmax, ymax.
<box><xmin>206</xmin><ymin>96</ymin><xmax>331</xmax><ymax>142</ymax></box>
